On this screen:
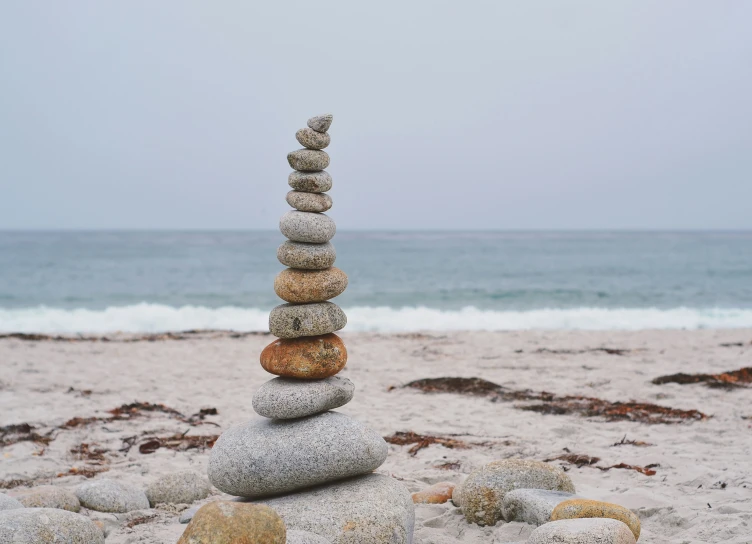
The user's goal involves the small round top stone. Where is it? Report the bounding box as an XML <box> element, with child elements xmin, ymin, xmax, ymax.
<box><xmin>307</xmin><ymin>114</ymin><xmax>333</xmax><ymax>133</ymax></box>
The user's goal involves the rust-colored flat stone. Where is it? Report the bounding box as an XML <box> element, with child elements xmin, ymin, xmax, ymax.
<box><xmin>274</xmin><ymin>267</ymin><xmax>348</xmax><ymax>303</ymax></box>
<box><xmin>177</xmin><ymin>501</ymin><xmax>285</xmax><ymax>544</ymax></box>
<box><xmin>551</xmin><ymin>499</ymin><xmax>641</xmax><ymax>541</ymax></box>
<box><xmin>260</xmin><ymin>333</ymin><xmax>347</xmax><ymax>379</ymax></box>
<box><xmin>412</xmin><ymin>482</ymin><xmax>455</xmax><ymax>504</ymax></box>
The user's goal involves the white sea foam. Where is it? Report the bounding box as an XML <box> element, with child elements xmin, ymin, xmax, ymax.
<box><xmin>2</xmin><ymin>304</ymin><xmax>752</xmax><ymax>334</ymax></box>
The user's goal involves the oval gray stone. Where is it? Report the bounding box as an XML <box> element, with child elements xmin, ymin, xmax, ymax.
<box><xmin>254</xmin><ymin>473</ymin><xmax>414</xmax><ymax>544</ymax></box>
<box><xmin>13</xmin><ymin>486</ymin><xmax>80</xmax><ymax>512</ymax></box>
<box><xmin>0</xmin><ymin>508</ymin><xmax>105</xmax><ymax>543</ymax></box>
<box><xmin>287</xmin><ymin>191</ymin><xmax>332</xmax><ymax>213</ymax></box>
<box><xmin>287</xmin><ymin>530</ymin><xmax>332</xmax><ymax>544</ymax></box>
<box><xmin>296</xmin><ymin>128</ymin><xmax>330</xmax><ymax>150</ymax></box>
<box><xmin>208</xmin><ymin>412</ymin><xmax>387</xmax><ymax>498</ymax></box>
<box><xmin>75</xmin><ymin>479</ymin><xmax>149</xmax><ymax>513</ymax></box>
<box><xmin>0</xmin><ymin>493</ymin><xmax>23</xmax><ymax>511</ymax></box>
<box><xmin>289</xmin><ymin>171</ymin><xmax>332</xmax><ymax>193</ymax></box>
<box><xmin>253</xmin><ymin>376</ymin><xmax>355</xmax><ymax>419</ymax></box>
<box><xmin>280</xmin><ymin>211</ymin><xmax>336</xmax><ymax>244</ymax></box>
<box><xmin>288</xmin><ymin>149</ymin><xmax>329</xmax><ymax>172</ymax></box>
<box><xmin>145</xmin><ymin>471</ymin><xmax>211</xmax><ymax>506</ymax></box>
<box><xmin>307</xmin><ymin>114</ymin><xmax>333</xmax><ymax>133</ymax></box>
<box><xmin>502</xmin><ymin>489</ymin><xmax>580</xmax><ymax>525</ymax></box>
<box><xmin>277</xmin><ymin>241</ymin><xmax>336</xmax><ymax>270</ymax></box>
<box><xmin>268</xmin><ymin>302</ymin><xmax>346</xmax><ymax>338</ymax></box>
<box><xmin>528</xmin><ymin>518</ymin><xmax>636</xmax><ymax>544</ymax></box>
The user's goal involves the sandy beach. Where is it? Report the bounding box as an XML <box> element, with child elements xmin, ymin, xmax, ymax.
<box><xmin>1</xmin><ymin>329</ymin><xmax>750</xmax><ymax>543</ymax></box>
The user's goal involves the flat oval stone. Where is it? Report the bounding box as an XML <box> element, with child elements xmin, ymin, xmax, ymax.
<box><xmin>253</xmin><ymin>376</ymin><xmax>354</xmax><ymax>419</ymax></box>
<box><xmin>0</xmin><ymin>508</ymin><xmax>105</xmax><ymax>543</ymax></box>
<box><xmin>307</xmin><ymin>113</ymin><xmax>333</xmax><ymax>133</ymax></box>
<box><xmin>208</xmin><ymin>412</ymin><xmax>388</xmax><ymax>498</ymax></box>
<box><xmin>287</xmin><ymin>149</ymin><xmax>329</xmax><ymax>172</ymax></box>
<box><xmin>412</xmin><ymin>482</ymin><xmax>455</xmax><ymax>504</ymax></box>
<box><xmin>286</xmin><ymin>191</ymin><xmax>332</xmax><ymax>213</ymax></box>
<box><xmin>455</xmin><ymin>459</ymin><xmax>575</xmax><ymax>526</ymax></box>
<box><xmin>268</xmin><ymin>302</ymin><xmax>346</xmax><ymax>339</ymax></box>
<box><xmin>274</xmin><ymin>267</ymin><xmax>347</xmax><ymax>303</ymax></box>
<box><xmin>177</xmin><ymin>501</ymin><xmax>286</xmax><ymax>544</ymax></box>
<box><xmin>0</xmin><ymin>493</ymin><xmax>23</xmax><ymax>511</ymax></box>
<box><xmin>12</xmin><ymin>486</ymin><xmax>80</xmax><ymax>512</ymax></box>
<box><xmin>260</xmin><ymin>333</ymin><xmax>347</xmax><ymax>378</ymax></box>
<box><xmin>502</xmin><ymin>489</ymin><xmax>580</xmax><ymax>526</ymax></box>
<box><xmin>277</xmin><ymin>241</ymin><xmax>336</xmax><ymax>270</ymax></box>
<box><xmin>296</xmin><ymin>128</ymin><xmax>330</xmax><ymax>150</ymax></box>
<box><xmin>288</xmin><ymin>171</ymin><xmax>332</xmax><ymax>193</ymax></box>
<box><xmin>145</xmin><ymin>471</ymin><xmax>211</xmax><ymax>507</ymax></box>
<box><xmin>75</xmin><ymin>479</ymin><xmax>149</xmax><ymax>513</ymax></box>
<box><xmin>255</xmin><ymin>473</ymin><xmax>413</xmax><ymax>544</ymax></box>
<box><xmin>280</xmin><ymin>211</ymin><xmax>336</xmax><ymax>243</ymax></box>
<box><xmin>551</xmin><ymin>499</ymin><xmax>641</xmax><ymax>541</ymax></box>
<box><xmin>528</xmin><ymin>518</ymin><xmax>636</xmax><ymax>544</ymax></box>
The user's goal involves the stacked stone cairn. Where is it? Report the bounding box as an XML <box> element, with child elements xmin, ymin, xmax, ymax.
<box><xmin>207</xmin><ymin>114</ymin><xmax>415</xmax><ymax>544</ymax></box>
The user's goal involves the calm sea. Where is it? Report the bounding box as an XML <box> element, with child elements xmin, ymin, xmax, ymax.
<box><xmin>1</xmin><ymin>231</ymin><xmax>751</xmax><ymax>333</ymax></box>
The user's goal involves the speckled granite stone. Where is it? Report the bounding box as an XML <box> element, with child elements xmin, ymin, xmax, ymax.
<box><xmin>288</xmin><ymin>171</ymin><xmax>332</xmax><ymax>193</ymax></box>
<box><xmin>0</xmin><ymin>508</ymin><xmax>105</xmax><ymax>543</ymax></box>
<box><xmin>280</xmin><ymin>211</ymin><xmax>336</xmax><ymax>243</ymax></box>
<box><xmin>296</xmin><ymin>128</ymin><xmax>330</xmax><ymax>150</ymax></box>
<box><xmin>454</xmin><ymin>459</ymin><xmax>575</xmax><ymax>526</ymax></box>
<box><xmin>252</xmin><ymin>376</ymin><xmax>354</xmax><ymax>419</ymax></box>
<box><xmin>260</xmin><ymin>334</ymin><xmax>347</xmax><ymax>378</ymax></box>
<box><xmin>0</xmin><ymin>493</ymin><xmax>23</xmax><ymax>511</ymax></box>
<box><xmin>286</xmin><ymin>529</ymin><xmax>332</xmax><ymax>544</ymax></box>
<box><xmin>286</xmin><ymin>191</ymin><xmax>333</xmax><ymax>213</ymax></box>
<box><xmin>528</xmin><ymin>518</ymin><xmax>636</xmax><ymax>544</ymax></box>
<box><xmin>288</xmin><ymin>149</ymin><xmax>329</xmax><ymax>172</ymax></box>
<box><xmin>253</xmin><ymin>473</ymin><xmax>413</xmax><ymax>544</ymax></box>
<box><xmin>208</xmin><ymin>412</ymin><xmax>387</xmax><ymax>498</ymax></box>
<box><xmin>274</xmin><ymin>267</ymin><xmax>347</xmax><ymax>303</ymax></box>
<box><xmin>268</xmin><ymin>302</ymin><xmax>346</xmax><ymax>338</ymax></box>
<box><xmin>12</xmin><ymin>486</ymin><xmax>80</xmax><ymax>512</ymax></box>
<box><xmin>502</xmin><ymin>489</ymin><xmax>580</xmax><ymax>525</ymax></box>
<box><xmin>307</xmin><ymin>114</ymin><xmax>333</xmax><ymax>133</ymax></box>
<box><xmin>177</xmin><ymin>501</ymin><xmax>285</xmax><ymax>544</ymax></box>
<box><xmin>551</xmin><ymin>499</ymin><xmax>641</xmax><ymax>541</ymax></box>
<box><xmin>75</xmin><ymin>479</ymin><xmax>149</xmax><ymax>513</ymax></box>
<box><xmin>145</xmin><ymin>471</ymin><xmax>211</xmax><ymax>506</ymax></box>
<box><xmin>277</xmin><ymin>241</ymin><xmax>336</xmax><ymax>270</ymax></box>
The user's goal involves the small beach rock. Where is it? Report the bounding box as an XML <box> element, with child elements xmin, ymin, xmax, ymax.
<box><xmin>256</xmin><ymin>473</ymin><xmax>413</xmax><ymax>544</ymax></box>
<box><xmin>260</xmin><ymin>333</ymin><xmax>347</xmax><ymax>377</ymax></box>
<box><xmin>0</xmin><ymin>493</ymin><xmax>23</xmax><ymax>511</ymax></box>
<box><xmin>275</xmin><ymin>267</ymin><xmax>348</xmax><ymax>303</ymax></box>
<box><xmin>208</xmin><ymin>412</ymin><xmax>388</xmax><ymax>498</ymax></box>
<box><xmin>412</xmin><ymin>482</ymin><xmax>455</xmax><ymax>504</ymax></box>
<box><xmin>288</xmin><ymin>149</ymin><xmax>330</xmax><ymax>171</ymax></box>
<box><xmin>296</xmin><ymin>127</ymin><xmax>331</xmax><ymax>150</ymax></box>
<box><xmin>528</xmin><ymin>518</ymin><xmax>636</xmax><ymax>544</ymax></box>
<box><xmin>145</xmin><ymin>471</ymin><xmax>211</xmax><ymax>507</ymax></box>
<box><xmin>287</xmin><ymin>529</ymin><xmax>332</xmax><ymax>544</ymax></box>
<box><xmin>0</xmin><ymin>508</ymin><xmax>105</xmax><ymax>543</ymax></box>
<box><xmin>179</xmin><ymin>504</ymin><xmax>200</xmax><ymax>524</ymax></box>
<box><xmin>253</xmin><ymin>376</ymin><xmax>355</xmax><ymax>419</ymax></box>
<box><xmin>177</xmin><ymin>501</ymin><xmax>285</xmax><ymax>544</ymax></box>
<box><xmin>12</xmin><ymin>486</ymin><xmax>80</xmax><ymax>512</ymax></box>
<box><xmin>307</xmin><ymin>113</ymin><xmax>333</xmax><ymax>133</ymax></box>
<box><xmin>455</xmin><ymin>459</ymin><xmax>575</xmax><ymax>526</ymax></box>
<box><xmin>551</xmin><ymin>499</ymin><xmax>641</xmax><ymax>541</ymax></box>
<box><xmin>277</xmin><ymin>240</ymin><xmax>336</xmax><ymax>270</ymax></box>
<box><xmin>75</xmin><ymin>479</ymin><xmax>149</xmax><ymax>513</ymax></box>
<box><xmin>289</xmin><ymin>171</ymin><xmax>332</xmax><ymax>193</ymax></box>
<box><xmin>287</xmin><ymin>190</ymin><xmax>333</xmax><ymax>213</ymax></box>
<box><xmin>268</xmin><ymin>302</ymin><xmax>346</xmax><ymax>339</ymax></box>
<box><xmin>502</xmin><ymin>489</ymin><xmax>579</xmax><ymax>525</ymax></box>
<box><xmin>280</xmin><ymin>211</ymin><xmax>336</xmax><ymax>243</ymax></box>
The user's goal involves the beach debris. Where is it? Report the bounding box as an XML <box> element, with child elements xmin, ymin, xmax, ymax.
<box><xmin>434</xmin><ymin>461</ymin><xmax>462</xmax><ymax>471</ymax></box>
<box><xmin>0</xmin><ymin>423</ymin><xmax>53</xmax><ymax>447</ymax></box>
<box><xmin>546</xmin><ymin>449</ymin><xmax>658</xmax><ymax>476</ymax></box>
<box><xmin>124</xmin><ymin>513</ymin><xmax>158</xmax><ymax>528</ymax></box>
<box><xmin>0</xmin><ymin>330</ymin><xmax>268</xmax><ymax>343</ymax></box>
<box><xmin>551</xmin><ymin>499</ymin><xmax>641</xmax><ymax>541</ymax></box>
<box><xmin>597</xmin><ymin>463</ymin><xmax>659</xmax><ymax>476</ymax></box>
<box><xmin>412</xmin><ymin>482</ymin><xmax>456</xmax><ymax>504</ymax></box>
<box><xmin>62</xmin><ymin>402</ymin><xmax>219</xmax><ymax>429</ymax></box>
<box><xmin>652</xmin><ymin>367</ymin><xmax>752</xmax><ymax>389</ymax></box>
<box><xmin>402</xmin><ymin>377</ymin><xmax>708</xmax><ymax>424</ymax></box>
<box><xmin>611</xmin><ymin>435</ymin><xmax>653</xmax><ymax>447</ymax></box>
<box><xmin>137</xmin><ymin>433</ymin><xmax>217</xmax><ymax>454</ymax></box>
<box><xmin>75</xmin><ymin>479</ymin><xmax>149</xmax><ymax>513</ymax></box>
<box><xmin>0</xmin><ymin>508</ymin><xmax>105</xmax><ymax>543</ymax></box>
<box><xmin>533</xmin><ymin>347</ymin><xmax>634</xmax><ymax>356</ymax></box>
<box><xmin>528</xmin><ymin>518</ymin><xmax>636</xmax><ymax>544</ymax></box>
<box><xmin>384</xmin><ymin>431</ymin><xmax>469</xmax><ymax>456</ymax></box>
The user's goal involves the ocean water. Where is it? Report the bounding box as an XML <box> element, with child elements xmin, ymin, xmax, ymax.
<box><xmin>1</xmin><ymin>231</ymin><xmax>751</xmax><ymax>333</ymax></box>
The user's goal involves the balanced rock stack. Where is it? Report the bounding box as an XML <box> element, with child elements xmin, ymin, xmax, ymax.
<box><xmin>207</xmin><ymin>114</ymin><xmax>415</xmax><ymax>544</ymax></box>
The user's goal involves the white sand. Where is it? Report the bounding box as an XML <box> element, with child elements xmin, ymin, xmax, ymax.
<box><xmin>1</xmin><ymin>329</ymin><xmax>750</xmax><ymax>543</ymax></box>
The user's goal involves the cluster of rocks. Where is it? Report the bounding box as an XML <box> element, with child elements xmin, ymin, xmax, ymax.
<box><xmin>0</xmin><ymin>471</ymin><xmax>211</xmax><ymax>542</ymax></box>
<box><xmin>188</xmin><ymin>114</ymin><xmax>414</xmax><ymax>544</ymax></box>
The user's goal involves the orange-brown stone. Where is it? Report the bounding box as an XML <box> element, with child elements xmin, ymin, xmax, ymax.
<box><xmin>177</xmin><ymin>501</ymin><xmax>285</xmax><ymax>544</ymax></box>
<box><xmin>274</xmin><ymin>267</ymin><xmax>348</xmax><ymax>303</ymax></box>
<box><xmin>260</xmin><ymin>333</ymin><xmax>347</xmax><ymax>378</ymax></box>
<box><xmin>412</xmin><ymin>482</ymin><xmax>456</xmax><ymax>504</ymax></box>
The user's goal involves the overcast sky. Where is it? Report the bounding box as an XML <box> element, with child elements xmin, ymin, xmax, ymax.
<box><xmin>1</xmin><ymin>1</ymin><xmax>751</xmax><ymax>230</ymax></box>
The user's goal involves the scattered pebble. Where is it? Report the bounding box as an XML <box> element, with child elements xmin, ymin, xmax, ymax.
<box><xmin>177</xmin><ymin>501</ymin><xmax>285</xmax><ymax>544</ymax></box>
<box><xmin>75</xmin><ymin>479</ymin><xmax>149</xmax><ymax>513</ymax></box>
<box><xmin>253</xmin><ymin>376</ymin><xmax>355</xmax><ymax>419</ymax></box>
<box><xmin>12</xmin><ymin>486</ymin><xmax>80</xmax><ymax>512</ymax></box>
<box><xmin>528</xmin><ymin>518</ymin><xmax>636</xmax><ymax>544</ymax></box>
<box><xmin>502</xmin><ymin>489</ymin><xmax>580</xmax><ymax>525</ymax></box>
<box><xmin>551</xmin><ymin>499</ymin><xmax>641</xmax><ymax>541</ymax></box>
<box><xmin>0</xmin><ymin>507</ymin><xmax>105</xmax><ymax>543</ymax></box>
<box><xmin>145</xmin><ymin>471</ymin><xmax>211</xmax><ymax>507</ymax></box>
<box><xmin>412</xmin><ymin>482</ymin><xmax>456</xmax><ymax>504</ymax></box>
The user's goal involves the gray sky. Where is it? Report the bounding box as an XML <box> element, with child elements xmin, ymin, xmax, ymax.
<box><xmin>1</xmin><ymin>1</ymin><xmax>751</xmax><ymax>230</ymax></box>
